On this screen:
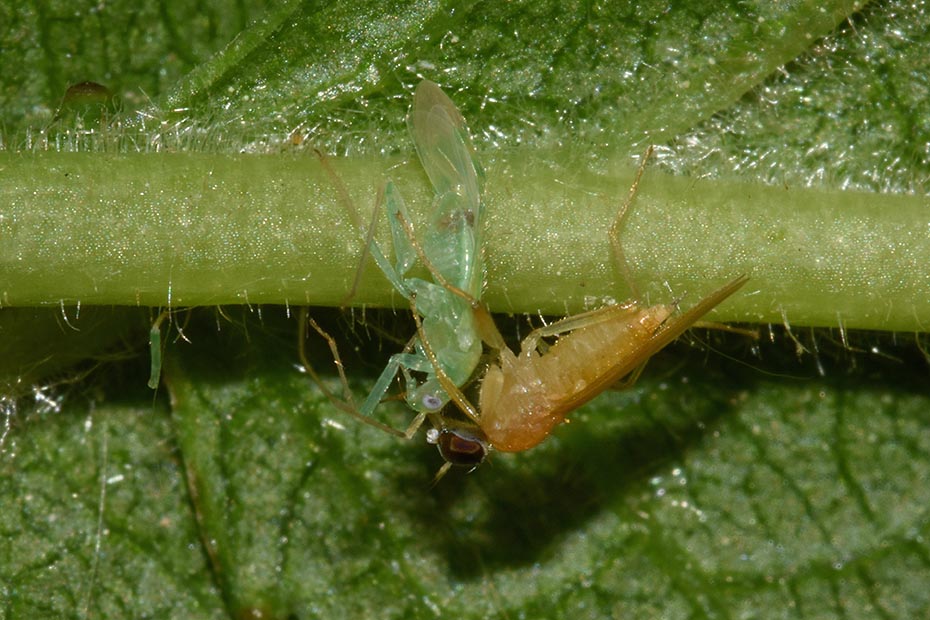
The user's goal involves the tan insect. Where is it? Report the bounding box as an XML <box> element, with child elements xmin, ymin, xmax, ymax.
<box><xmin>419</xmin><ymin>275</ymin><xmax>747</xmax><ymax>462</ymax></box>
<box><xmin>410</xmin><ymin>145</ymin><xmax>749</xmax><ymax>478</ymax></box>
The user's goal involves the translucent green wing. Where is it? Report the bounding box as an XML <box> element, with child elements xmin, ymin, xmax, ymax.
<box><xmin>407</xmin><ymin>80</ymin><xmax>483</xmax><ymax>200</ymax></box>
<box><xmin>406</xmin><ymin>80</ymin><xmax>485</xmax><ymax>296</ymax></box>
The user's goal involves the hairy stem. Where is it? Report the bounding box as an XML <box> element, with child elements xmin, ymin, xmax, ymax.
<box><xmin>1</xmin><ymin>152</ymin><xmax>927</xmax><ymax>331</ymax></box>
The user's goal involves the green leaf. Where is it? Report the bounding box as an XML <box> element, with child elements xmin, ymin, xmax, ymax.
<box><xmin>0</xmin><ymin>382</ymin><xmax>224</xmax><ymax>617</ymax></box>
<box><xmin>7</xmin><ymin>309</ymin><xmax>930</xmax><ymax>618</ymax></box>
<box><xmin>3</xmin><ymin>1</ymin><xmax>930</xmax><ymax>618</ymax></box>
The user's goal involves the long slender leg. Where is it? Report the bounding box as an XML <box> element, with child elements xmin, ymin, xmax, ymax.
<box><xmin>606</xmin><ymin>148</ymin><xmax>755</xmax><ymax>342</ymax></box>
<box><xmin>316</xmin><ymin>149</ymin><xmax>374</xmax><ymax>306</ymax></box>
<box><xmin>608</xmin><ymin>145</ymin><xmax>654</xmax><ymax>299</ymax></box>
<box><xmin>392</xmin><ymin>207</ymin><xmax>478</xmax><ymax>306</ymax></box>
<box><xmin>358</xmin><ymin>350</ymin><xmax>436</xmax><ymax>416</ymax></box>
<box><xmin>301</xmin><ymin>312</ymin><xmax>358</xmax><ymax>410</ymax></box>
<box><xmin>518</xmin><ymin>304</ymin><xmax>645</xmax><ymax>358</ymax></box>
<box><xmin>341</xmin><ymin>185</ymin><xmax>385</xmax><ymax>307</ymax></box>
<box><xmin>391</xmin><ymin>203</ymin><xmax>508</xmax><ymax>354</ymax></box>
<box><xmin>316</xmin><ymin>150</ymin><xmax>413</xmax><ymax>303</ymax></box>
<box><xmin>315</xmin><ymin>149</ymin><xmax>364</xmax><ymax>229</ymax></box>
<box><xmin>298</xmin><ymin>309</ymin><xmax>428</xmax><ymax>439</ymax></box>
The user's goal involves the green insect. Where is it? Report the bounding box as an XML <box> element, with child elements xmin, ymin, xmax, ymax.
<box><xmin>301</xmin><ymin>80</ymin><xmax>495</xmax><ymax>443</ymax></box>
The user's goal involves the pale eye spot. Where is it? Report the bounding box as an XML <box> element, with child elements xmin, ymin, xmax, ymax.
<box><xmin>422</xmin><ymin>393</ymin><xmax>443</xmax><ymax>411</ymax></box>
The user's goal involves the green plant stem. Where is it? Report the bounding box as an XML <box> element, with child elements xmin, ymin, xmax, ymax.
<box><xmin>1</xmin><ymin>152</ymin><xmax>927</xmax><ymax>331</ymax></box>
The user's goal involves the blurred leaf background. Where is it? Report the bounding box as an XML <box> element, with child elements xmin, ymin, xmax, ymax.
<box><xmin>2</xmin><ymin>1</ymin><xmax>930</xmax><ymax>618</ymax></box>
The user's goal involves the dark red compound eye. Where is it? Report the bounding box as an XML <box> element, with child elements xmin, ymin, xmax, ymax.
<box><xmin>435</xmin><ymin>427</ymin><xmax>488</xmax><ymax>469</ymax></box>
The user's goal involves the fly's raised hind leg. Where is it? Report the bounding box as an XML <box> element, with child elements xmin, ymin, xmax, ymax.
<box><xmin>608</xmin><ymin>145</ymin><xmax>655</xmax><ymax>299</ymax></box>
<box><xmin>298</xmin><ymin>308</ymin><xmax>427</xmax><ymax>439</ymax></box>
<box><xmin>516</xmin><ymin>304</ymin><xmax>645</xmax><ymax>358</ymax></box>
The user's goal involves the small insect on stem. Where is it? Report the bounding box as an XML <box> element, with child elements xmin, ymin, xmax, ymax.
<box><xmin>414</xmin><ymin>147</ymin><xmax>750</xmax><ymax>461</ymax></box>
<box><xmin>148</xmin><ymin>309</ymin><xmax>193</xmax><ymax>389</ymax></box>
<box><xmin>148</xmin><ymin>311</ymin><xmax>169</xmax><ymax>389</ymax></box>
